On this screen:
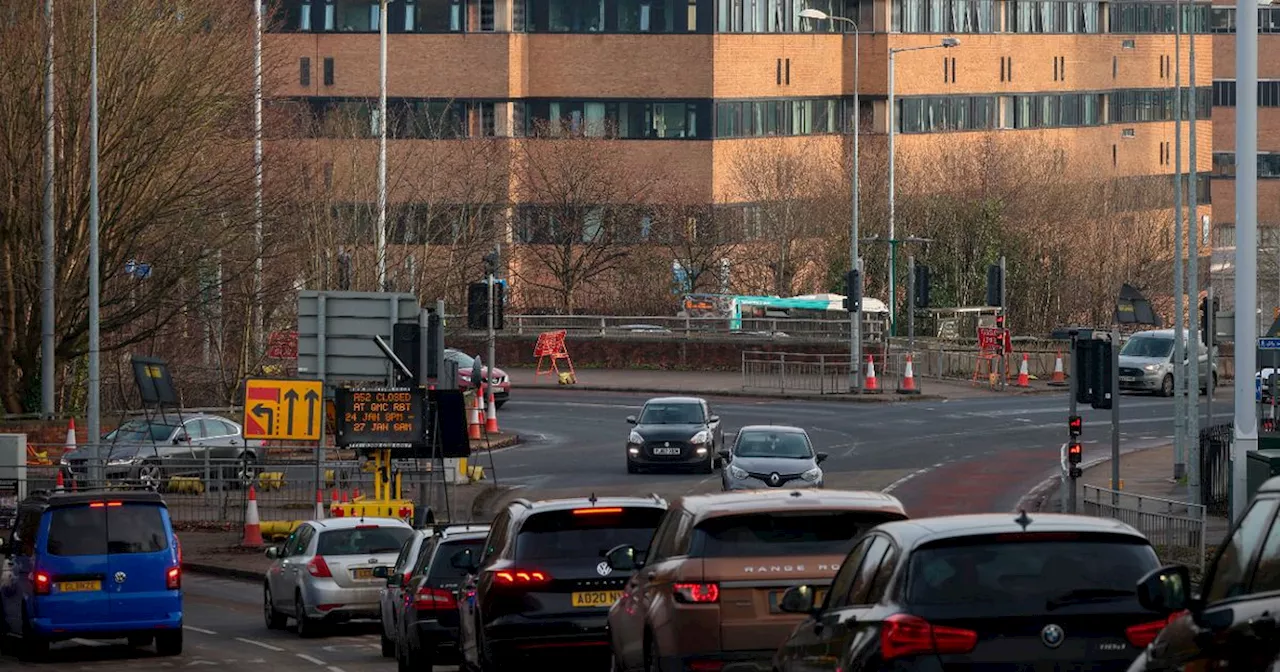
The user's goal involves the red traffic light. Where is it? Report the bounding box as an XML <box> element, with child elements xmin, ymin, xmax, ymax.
<box><xmin>1068</xmin><ymin>442</ymin><xmax>1082</xmax><ymax>464</ymax></box>
<box><xmin>1068</xmin><ymin>415</ymin><xmax>1082</xmax><ymax>437</ymax></box>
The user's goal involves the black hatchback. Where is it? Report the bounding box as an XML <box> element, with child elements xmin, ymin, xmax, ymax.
<box><xmin>625</xmin><ymin>396</ymin><xmax>722</xmax><ymax>474</ymax></box>
<box><xmin>772</xmin><ymin>512</ymin><xmax>1174</xmax><ymax>672</ymax></box>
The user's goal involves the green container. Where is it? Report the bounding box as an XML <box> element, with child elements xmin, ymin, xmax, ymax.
<box><xmin>1246</xmin><ymin>449</ymin><xmax>1280</xmax><ymax>502</ymax></box>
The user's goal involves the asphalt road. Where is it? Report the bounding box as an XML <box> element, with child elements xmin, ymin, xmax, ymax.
<box><xmin>484</xmin><ymin>388</ymin><xmax>1225</xmax><ymax>517</ymax></box>
<box><xmin>0</xmin><ymin>574</ymin><xmax>426</xmax><ymax>671</ymax></box>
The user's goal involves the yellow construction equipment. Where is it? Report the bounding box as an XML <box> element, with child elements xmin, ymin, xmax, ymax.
<box><xmin>329</xmin><ymin>449</ymin><xmax>415</xmax><ymax>522</ymax></box>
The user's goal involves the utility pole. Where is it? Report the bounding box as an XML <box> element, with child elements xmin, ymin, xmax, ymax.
<box><xmin>88</xmin><ymin>0</ymin><xmax>102</xmax><ymax>484</ymax></box>
<box><xmin>1066</xmin><ymin>333</ymin><xmax>1082</xmax><ymax>514</ymax></box>
<box><xmin>376</xmin><ymin>0</ymin><xmax>389</xmax><ymax>292</ymax></box>
<box><xmin>999</xmin><ymin>255</ymin><xmax>1007</xmax><ymax>391</ymax></box>
<box><xmin>1187</xmin><ymin>3</ymin><xmax>1202</xmax><ymax>497</ymax></box>
<box><xmin>1111</xmin><ymin>325</ymin><xmax>1122</xmax><ymax>493</ymax></box>
<box><xmin>253</xmin><ymin>0</ymin><xmax>264</xmax><ymax>355</ymax></box>
<box><xmin>40</xmin><ymin>0</ymin><xmax>56</xmax><ymax>419</ymax></box>
<box><xmin>1233</xmin><ymin>0</ymin><xmax>1259</xmax><ymax>523</ymax></box>
<box><xmin>486</xmin><ymin>254</ymin><xmax>497</xmax><ymax>422</ymax></box>
<box><xmin>907</xmin><ymin>256</ymin><xmax>916</xmax><ymax>356</ymax></box>
<box><xmin>1172</xmin><ymin>0</ymin><xmax>1187</xmax><ymax>482</ymax></box>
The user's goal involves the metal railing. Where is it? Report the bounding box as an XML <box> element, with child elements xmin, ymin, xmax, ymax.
<box><xmin>1081</xmin><ymin>485</ymin><xmax>1207</xmax><ymax>570</ymax></box>
<box><xmin>741</xmin><ymin>352</ymin><xmax>854</xmax><ymax>394</ymax></box>
<box><xmin>1199</xmin><ymin>423</ymin><xmax>1232</xmax><ymax>517</ymax></box>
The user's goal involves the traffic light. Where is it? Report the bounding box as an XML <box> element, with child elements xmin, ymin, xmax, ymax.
<box><xmin>426</xmin><ymin>311</ymin><xmax>441</xmax><ymax>378</ymax></box>
<box><xmin>995</xmin><ymin>313</ymin><xmax>1005</xmax><ymax>330</ymax></box>
<box><xmin>1068</xmin><ymin>441</ymin><xmax>1082</xmax><ymax>464</ymax></box>
<box><xmin>1201</xmin><ymin>296</ymin><xmax>1219</xmax><ymax>344</ymax></box>
<box><xmin>467</xmin><ymin>281</ymin><xmax>506</xmax><ymax>331</ymax></box>
<box><xmin>1068</xmin><ymin>415</ymin><xmax>1082</xmax><ymax>439</ymax></box>
<box><xmin>1074</xmin><ymin>338</ymin><xmax>1114</xmax><ymax>409</ymax></box>
<box><xmin>392</xmin><ymin>322</ymin><xmax>420</xmax><ymax>386</ymax></box>
<box><xmin>913</xmin><ymin>265</ymin><xmax>931</xmax><ymax>308</ymax></box>
<box><xmin>483</xmin><ymin>250</ymin><xmax>500</xmax><ymax>277</ymax></box>
<box><xmin>986</xmin><ymin>264</ymin><xmax>1003</xmax><ymax>307</ymax></box>
<box><xmin>843</xmin><ymin>270</ymin><xmax>862</xmax><ymax>312</ymax></box>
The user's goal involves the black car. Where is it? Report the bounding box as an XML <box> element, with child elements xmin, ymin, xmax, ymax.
<box><xmin>625</xmin><ymin>396</ymin><xmax>722</xmax><ymax>474</ymax></box>
<box><xmin>393</xmin><ymin>524</ymin><xmax>490</xmax><ymax>672</ymax></box>
<box><xmin>1127</xmin><ymin>475</ymin><xmax>1280</xmax><ymax>671</ymax></box>
<box><xmin>454</xmin><ymin>495</ymin><xmax>668</xmax><ymax>669</ymax></box>
<box><xmin>773</xmin><ymin>512</ymin><xmax>1172</xmax><ymax>672</ymax></box>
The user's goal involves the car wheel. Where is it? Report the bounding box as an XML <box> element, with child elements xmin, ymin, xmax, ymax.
<box><xmin>1160</xmin><ymin>374</ymin><xmax>1174</xmax><ymax>397</ymax></box>
<box><xmin>136</xmin><ymin>461</ymin><xmax>165</xmax><ymax>490</ymax></box>
<box><xmin>381</xmin><ymin>630</ymin><xmax>396</xmax><ymax>658</ymax></box>
<box><xmin>155</xmin><ymin>629</ymin><xmax>183</xmax><ymax>656</ymax></box>
<box><xmin>295</xmin><ymin>592</ymin><xmax>320</xmax><ymax>639</ymax></box>
<box><xmin>700</xmin><ymin>456</ymin><xmax>714</xmax><ymax>475</ymax></box>
<box><xmin>627</xmin><ymin>460</ymin><xmax>639</xmax><ymax>474</ymax></box>
<box><xmin>128</xmin><ymin>634</ymin><xmax>154</xmax><ymax>647</ymax></box>
<box><xmin>264</xmin><ymin>585</ymin><xmax>287</xmax><ymax>630</ymax></box>
<box><xmin>19</xmin><ymin>611</ymin><xmax>49</xmax><ymax>662</ymax></box>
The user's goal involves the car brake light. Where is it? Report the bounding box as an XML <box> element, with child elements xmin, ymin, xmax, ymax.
<box><xmin>573</xmin><ymin>507</ymin><xmax>623</xmax><ymax>515</ymax></box>
<box><xmin>307</xmin><ymin>556</ymin><xmax>332</xmax><ymax>578</ymax></box>
<box><xmin>1125</xmin><ymin>611</ymin><xmax>1185</xmax><ymax>648</ymax></box>
<box><xmin>88</xmin><ymin>501</ymin><xmax>123</xmax><ymax>508</ymax></box>
<box><xmin>880</xmin><ymin>613</ymin><xmax>978</xmax><ymax>660</ymax></box>
<box><xmin>672</xmin><ymin>582</ymin><xmax>719</xmax><ymax>604</ymax></box>
<box><xmin>415</xmin><ymin>586</ymin><xmax>457</xmax><ymax>610</ymax></box>
<box><xmin>34</xmin><ymin>571</ymin><xmax>51</xmax><ymax>595</ymax></box>
<box><xmin>166</xmin><ymin>566</ymin><xmax>181</xmax><ymax>590</ymax></box>
<box><xmin>355</xmin><ymin>525</ymin><xmax>380</xmax><ymax>530</ymax></box>
<box><xmin>494</xmin><ymin>569</ymin><xmax>550</xmax><ymax>586</ymax></box>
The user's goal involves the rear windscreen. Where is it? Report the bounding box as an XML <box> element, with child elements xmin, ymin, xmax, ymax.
<box><xmin>47</xmin><ymin>504</ymin><xmax>170</xmax><ymax>556</ymax></box>
<box><xmin>317</xmin><ymin>527</ymin><xmax>414</xmax><ymax>555</ymax></box>
<box><xmin>516</xmin><ymin>507</ymin><xmax>665</xmax><ymax>561</ymax></box>
<box><xmin>691</xmin><ymin>510</ymin><xmax>901</xmax><ymax>558</ymax></box>
<box><xmin>428</xmin><ymin>538</ymin><xmax>486</xmax><ymax>583</ymax></box>
<box><xmin>906</xmin><ymin>536</ymin><xmax>1160</xmax><ymax>613</ymax></box>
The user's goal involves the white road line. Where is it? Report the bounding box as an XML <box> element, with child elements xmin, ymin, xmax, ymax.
<box><xmin>71</xmin><ymin>638</ymin><xmax>106</xmax><ymax>647</ymax></box>
<box><xmin>296</xmin><ymin>653</ymin><xmax>326</xmax><ymax>665</ymax></box>
<box><xmin>882</xmin><ymin>461</ymin><xmax>948</xmax><ymax>494</ymax></box>
<box><xmin>236</xmin><ymin>637</ymin><xmax>286</xmax><ymax>652</ymax></box>
<box><xmin>184</xmin><ymin>626</ymin><xmax>218</xmax><ymax>635</ymax></box>
<box><xmin>328</xmin><ymin>667</ymin><xmax>347</xmax><ymax>672</ymax></box>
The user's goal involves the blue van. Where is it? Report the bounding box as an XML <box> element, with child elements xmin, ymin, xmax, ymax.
<box><xmin>0</xmin><ymin>489</ymin><xmax>183</xmax><ymax>660</ymax></box>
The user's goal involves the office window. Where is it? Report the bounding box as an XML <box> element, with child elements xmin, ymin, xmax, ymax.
<box><xmin>550</xmin><ymin>0</ymin><xmax>605</xmax><ymax>31</ymax></box>
<box><xmin>1004</xmin><ymin>0</ymin><xmax>1101</xmax><ymax>33</ymax></box>
<box><xmin>323</xmin><ymin>57</ymin><xmax>335</xmax><ymax>85</ymax></box>
<box><xmin>1108</xmin><ymin>2</ymin><xmax>1208</xmax><ymax>33</ymax></box>
<box><xmin>1210</xmin><ymin>7</ymin><xmax>1280</xmax><ymax>32</ymax></box>
<box><xmin>1212</xmin><ymin>80</ymin><xmax>1280</xmax><ymax>107</ymax></box>
<box><xmin>417</xmin><ymin>0</ymin><xmax>464</xmax><ymax>31</ymax></box>
<box><xmin>898</xmin><ymin>95</ymin><xmax>999</xmax><ymax>133</ymax></box>
<box><xmin>894</xmin><ymin>0</ymin><xmax>998</xmax><ymax>32</ymax></box>
<box><xmin>283</xmin><ymin>98</ymin><xmax>498</xmax><ymax>139</ymax></box>
<box><xmin>300</xmin><ymin>57</ymin><xmax>311</xmax><ymax>86</ymax></box>
<box><xmin>713</xmin><ymin>97</ymin><xmax>844</xmax><ymax>137</ymax></box>
<box><xmin>716</xmin><ymin>0</ymin><xmax>845</xmax><ymax>33</ymax></box>
<box><xmin>1213</xmin><ymin>152</ymin><xmax>1280</xmax><ymax>178</ymax></box>
<box><xmin>524</xmin><ymin>100</ymin><xmax>707</xmax><ymax>139</ymax></box>
<box><xmin>1108</xmin><ymin>87</ymin><xmax>1210</xmax><ymax>122</ymax></box>
<box><xmin>1006</xmin><ymin>93</ymin><xmax>1104</xmax><ymax>129</ymax></box>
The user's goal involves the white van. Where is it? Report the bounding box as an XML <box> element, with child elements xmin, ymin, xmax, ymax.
<box><xmin>1117</xmin><ymin>329</ymin><xmax>1217</xmax><ymax>396</ymax></box>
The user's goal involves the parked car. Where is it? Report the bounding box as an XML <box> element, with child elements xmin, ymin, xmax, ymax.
<box><xmin>606</xmin><ymin>489</ymin><xmax>906</xmax><ymax>672</ymax></box>
<box><xmin>263</xmin><ymin>517</ymin><xmax>414</xmax><ymax>638</ymax></box>
<box><xmin>0</xmin><ymin>488</ymin><xmax>184</xmax><ymax>661</ymax></box>
<box><xmin>445</xmin><ymin>349</ymin><xmax>510</xmax><ymax>408</ymax></box>
<box><xmin>625</xmin><ymin>396</ymin><xmax>723</xmax><ymax>474</ymax></box>
<box><xmin>1127</xmin><ymin>474</ymin><xmax>1280</xmax><ymax>671</ymax></box>
<box><xmin>719</xmin><ymin>425</ymin><xmax>826</xmax><ymax>490</ymax></box>
<box><xmin>772</xmin><ymin>512</ymin><xmax>1170</xmax><ymax>672</ymax></box>
<box><xmin>393</xmin><ymin>524</ymin><xmax>489</xmax><ymax>672</ymax></box>
<box><xmin>60</xmin><ymin>414</ymin><xmax>263</xmax><ymax>487</ymax></box>
<box><xmin>377</xmin><ymin>528</ymin><xmax>435</xmax><ymax>657</ymax></box>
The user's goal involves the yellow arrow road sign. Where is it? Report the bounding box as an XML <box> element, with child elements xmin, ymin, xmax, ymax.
<box><xmin>243</xmin><ymin>378</ymin><xmax>324</xmax><ymax>441</ymax></box>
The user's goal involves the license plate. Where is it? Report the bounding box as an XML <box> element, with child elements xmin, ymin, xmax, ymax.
<box><xmin>352</xmin><ymin>568</ymin><xmax>375</xmax><ymax>579</ymax></box>
<box><xmin>57</xmin><ymin>580</ymin><xmax>101</xmax><ymax>593</ymax></box>
<box><xmin>571</xmin><ymin>590</ymin><xmax>623</xmax><ymax>607</ymax></box>
<box><xmin>652</xmin><ymin>447</ymin><xmax>681</xmax><ymax>456</ymax></box>
<box><xmin>1120</xmin><ymin>376</ymin><xmax>1136</xmax><ymax>382</ymax></box>
<box><xmin>768</xmin><ymin>588</ymin><xmax>826</xmax><ymax>613</ymax></box>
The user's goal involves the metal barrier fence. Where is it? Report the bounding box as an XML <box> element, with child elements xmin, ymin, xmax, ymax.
<box><xmin>1199</xmin><ymin>423</ymin><xmax>1232</xmax><ymax>517</ymax></box>
<box><xmin>741</xmin><ymin>352</ymin><xmax>853</xmax><ymax>394</ymax></box>
<box><xmin>1081</xmin><ymin>485</ymin><xmax>1207</xmax><ymax>570</ymax></box>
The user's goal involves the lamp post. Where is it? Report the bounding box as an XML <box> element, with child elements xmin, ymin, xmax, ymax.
<box><xmin>41</xmin><ymin>0</ymin><xmax>56</xmax><ymax>419</ymax></box>
<box><xmin>88</xmin><ymin>0</ymin><xmax>102</xmax><ymax>484</ymax></box>
<box><xmin>253</xmin><ymin>0</ymin><xmax>264</xmax><ymax>355</ymax></box>
<box><xmin>798</xmin><ymin>7</ymin><xmax>862</xmax><ymax>392</ymax></box>
<box><xmin>377</xmin><ymin>0</ymin><xmax>390</xmax><ymax>291</ymax></box>
<box><xmin>888</xmin><ymin>39</ymin><xmax>959</xmax><ymax>339</ymax></box>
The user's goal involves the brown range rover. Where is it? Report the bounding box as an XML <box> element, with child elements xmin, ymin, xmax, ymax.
<box><xmin>604</xmin><ymin>489</ymin><xmax>908</xmax><ymax>672</ymax></box>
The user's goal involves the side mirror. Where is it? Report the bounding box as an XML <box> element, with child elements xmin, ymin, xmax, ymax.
<box><xmin>451</xmin><ymin>548</ymin><xmax>477</xmax><ymax>572</ymax></box>
<box><xmin>605</xmin><ymin>544</ymin><xmax>639</xmax><ymax>572</ymax></box>
<box><xmin>372</xmin><ymin>566</ymin><xmax>389</xmax><ymax>579</ymax></box>
<box><xmin>172</xmin><ymin>436</ymin><xmax>185</xmax><ymax>445</ymax></box>
<box><xmin>815</xmin><ymin>453</ymin><xmax>829</xmax><ymax>464</ymax></box>
<box><xmin>265</xmin><ymin>546</ymin><xmax>281</xmax><ymax>560</ymax></box>
<box><xmin>717</xmin><ymin>449</ymin><xmax>731</xmax><ymax>462</ymax></box>
<box><xmin>1136</xmin><ymin>565</ymin><xmax>1192</xmax><ymax>615</ymax></box>
<box><xmin>626</xmin><ymin>415</ymin><xmax>637</xmax><ymax>425</ymax></box>
<box><xmin>709</xmin><ymin>415</ymin><xmax>720</xmax><ymax>424</ymax></box>
<box><xmin>779</xmin><ymin>585</ymin><xmax>818</xmax><ymax>614</ymax></box>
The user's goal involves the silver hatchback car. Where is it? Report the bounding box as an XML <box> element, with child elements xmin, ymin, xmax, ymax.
<box><xmin>263</xmin><ymin>517</ymin><xmax>414</xmax><ymax>637</ymax></box>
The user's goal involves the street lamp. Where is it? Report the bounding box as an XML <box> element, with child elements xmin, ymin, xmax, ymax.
<box><xmin>888</xmin><ymin>38</ymin><xmax>959</xmax><ymax>339</ymax></box>
<box><xmin>798</xmin><ymin>7</ymin><xmax>863</xmax><ymax>392</ymax></box>
<box><xmin>377</xmin><ymin>0</ymin><xmax>391</xmax><ymax>292</ymax></box>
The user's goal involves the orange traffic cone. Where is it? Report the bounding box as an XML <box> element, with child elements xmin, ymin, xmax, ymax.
<box><xmin>468</xmin><ymin>391</ymin><xmax>483</xmax><ymax>440</ymax></box>
<box><xmin>1049</xmin><ymin>351</ymin><xmax>1067</xmax><ymax>386</ymax></box>
<box><xmin>865</xmin><ymin>355</ymin><xmax>881</xmax><ymax>393</ymax></box>
<box><xmin>1015</xmin><ymin>353</ymin><xmax>1031</xmax><ymax>388</ymax></box>
<box><xmin>314</xmin><ymin>488</ymin><xmax>325</xmax><ymax>520</ymax></box>
<box><xmin>242</xmin><ymin>485</ymin><xmax>264</xmax><ymax>548</ymax></box>
<box><xmin>340</xmin><ymin>490</ymin><xmax>349</xmax><ymax>504</ymax></box>
<box><xmin>55</xmin><ymin>470</ymin><xmax>65</xmax><ymax>492</ymax></box>
<box><xmin>897</xmin><ymin>355</ymin><xmax>919</xmax><ymax>394</ymax></box>
<box><xmin>65</xmin><ymin>418</ymin><xmax>77</xmax><ymax>450</ymax></box>
<box><xmin>485</xmin><ymin>391</ymin><xmax>500</xmax><ymax>434</ymax></box>
<box><xmin>329</xmin><ymin>489</ymin><xmax>339</xmax><ymax>515</ymax></box>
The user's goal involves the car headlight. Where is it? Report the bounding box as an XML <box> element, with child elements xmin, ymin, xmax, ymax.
<box><xmin>628</xmin><ymin>431</ymin><xmax>644</xmax><ymax>445</ymax></box>
<box><xmin>108</xmin><ymin>456</ymin><xmax>142</xmax><ymax>466</ymax></box>
<box><xmin>729</xmin><ymin>464</ymin><xmax>748</xmax><ymax>480</ymax></box>
<box><xmin>690</xmin><ymin>430</ymin><xmax>711</xmax><ymax>444</ymax></box>
<box><xmin>1143</xmin><ymin>364</ymin><xmax>1160</xmax><ymax>372</ymax></box>
<box><xmin>59</xmin><ymin>456</ymin><xmax>69</xmax><ymax>466</ymax></box>
<box><xmin>801</xmin><ymin>467</ymin><xmax>822</xmax><ymax>482</ymax></box>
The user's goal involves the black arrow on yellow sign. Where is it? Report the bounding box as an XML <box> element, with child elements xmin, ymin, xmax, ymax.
<box><xmin>304</xmin><ymin>389</ymin><xmax>320</xmax><ymax>436</ymax></box>
<box><xmin>252</xmin><ymin>403</ymin><xmax>273</xmax><ymax>433</ymax></box>
<box><xmin>284</xmin><ymin>389</ymin><xmax>299</xmax><ymax>436</ymax></box>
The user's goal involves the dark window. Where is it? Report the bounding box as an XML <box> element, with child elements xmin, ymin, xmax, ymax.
<box><xmin>47</xmin><ymin>507</ymin><xmax>107</xmax><ymax>556</ymax></box>
<box><xmin>108</xmin><ymin>420</ymin><xmax>177</xmax><ymax>443</ymax></box>
<box><xmin>317</xmin><ymin>526</ymin><xmax>414</xmax><ymax>555</ymax></box>
<box><xmin>515</xmin><ymin>507</ymin><xmax>665</xmax><ymax>561</ymax></box>
<box><xmin>300</xmin><ymin>57</ymin><xmax>311</xmax><ymax>86</ymax></box>
<box><xmin>1206</xmin><ymin>498</ymin><xmax>1278</xmax><ymax>602</ymax></box>
<box><xmin>905</xmin><ymin>535</ymin><xmax>1160</xmax><ymax>616</ymax></box>
<box><xmin>894</xmin><ymin>0</ymin><xmax>1001</xmax><ymax>32</ymax></box>
<box><xmin>107</xmin><ymin>505</ymin><xmax>170</xmax><ymax>554</ymax></box>
<box><xmin>639</xmin><ymin>402</ymin><xmax>705</xmax><ymax>424</ymax></box>
<box><xmin>846</xmin><ymin>536</ymin><xmax>890</xmax><ymax>604</ymax></box>
<box><xmin>733</xmin><ymin>430</ymin><xmax>812</xmax><ymax>459</ymax></box>
<box><xmin>825</xmin><ymin>538</ymin><xmax>870</xmax><ymax>610</ymax></box>
<box><xmin>428</xmin><ymin>538</ymin><xmax>486</xmax><ymax>583</ymax></box>
<box><xmin>47</xmin><ymin>504</ymin><xmax>170</xmax><ymax>556</ymax></box>
<box><xmin>690</xmin><ymin>510</ymin><xmax>904</xmax><ymax>558</ymax></box>
<box><xmin>323</xmin><ymin>57</ymin><xmax>334</xmax><ymax>86</ymax></box>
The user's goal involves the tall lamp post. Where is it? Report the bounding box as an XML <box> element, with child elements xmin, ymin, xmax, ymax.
<box><xmin>376</xmin><ymin>0</ymin><xmax>390</xmax><ymax>292</ymax></box>
<box><xmin>888</xmin><ymin>39</ymin><xmax>959</xmax><ymax>338</ymax></box>
<box><xmin>88</xmin><ymin>0</ymin><xmax>102</xmax><ymax>483</ymax></box>
<box><xmin>798</xmin><ymin>7</ymin><xmax>862</xmax><ymax>392</ymax></box>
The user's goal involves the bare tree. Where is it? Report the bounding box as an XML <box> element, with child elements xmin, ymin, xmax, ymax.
<box><xmin>655</xmin><ymin>202</ymin><xmax>735</xmax><ymax>296</ymax></box>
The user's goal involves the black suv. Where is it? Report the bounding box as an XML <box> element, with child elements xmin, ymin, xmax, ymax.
<box><xmin>394</xmin><ymin>524</ymin><xmax>490</xmax><ymax>672</ymax></box>
<box><xmin>1128</xmin><ymin>475</ymin><xmax>1280</xmax><ymax>671</ymax></box>
<box><xmin>772</xmin><ymin>512</ymin><xmax>1172</xmax><ymax>672</ymax></box>
<box><xmin>454</xmin><ymin>495</ymin><xmax>668</xmax><ymax>669</ymax></box>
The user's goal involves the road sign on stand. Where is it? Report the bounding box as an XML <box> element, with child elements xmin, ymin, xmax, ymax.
<box><xmin>333</xmin><ymin>386</ymin><xmax>428</xmax><ymax>456</ymax></box>
<box><xmin>1260</xmin><ymin>338</ymin><xmax>1280</xmax><ymax>350</ymax></box>
<box><xmin>243</xmin><ymin>378</ymin><xmax>324</xmax><ymax>441</ymax></box>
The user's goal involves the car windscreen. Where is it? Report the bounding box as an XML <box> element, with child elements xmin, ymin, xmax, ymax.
<box><xmin>905</xmin><ymin>534</ymin><xmax>1160</xmax><ymax>617</ymax></box>
<box><xmin>638</xmin><ymin>403</ymin><xmax>704</xmax><ymax>424</ymax></box>
<box><xmin>690</xmin><ymin>510</ymin><xmax>902</xmax><ymax>558</ymax></box>
<box><xmin>46</xmin><ymin>504</ymin><xmax>170</xmax><ymax>556</ymax></box>
<box><xmin>317</xmin><ymin>526</ymin><xmax>414</xmax><ymax>555</ymax></box>
<box><xmin>448</xmin><ymin>350</ymin><xmax>475</xmax><ymax>368</ymax></box>
<box><xmin>1120</xmin><ymin>336</ymin><xmax>1174</xmax><ymax>359</ymax></box>
<box><xmin>734</xmin><ymin>431</ymin><xmax>812</xmax><ymax>459</ymax></box>
<box><xmin>107</xmin><ymin>421</ymin><xmax>176</xmax><ymax>443</ymax></box>
<box><xmin>515</xmin><ymin>507</ymin><xmax>665</xmax><ymax>561</ymax></box>
<box><xmin>428</xmin><ymin>538</ymin><xmax>486</xmax><ymax>584</ymax></box>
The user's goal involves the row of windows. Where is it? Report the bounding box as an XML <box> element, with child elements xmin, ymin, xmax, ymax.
<box><xmin>897</xmin><ymin>88</ymin><xmax>1207</xmax><ymax>134</ymax></box>
<box><xmin>1108</xmin><ymin>88</ymin><xmax>1210</xmax><ymax>123</ymax></box>
<box><xmin>522</xmin><ymin>100</ymin><xmax>707</xmax><ymax>139</ymax></box>
<box><xmin>1212</xmin><ymin>81</ymin><xmax>1280</xmax><ymax>108</ymax></box>
<box><xmin>1207</xmin><ymin>6</ymin><xmax>1280</xmax><ymax>33</ymax></box>
<box><xmin>269</xmin><ymin>98</ymin><xmax>498</xmax><ymax>138</ymax></box>
<box><xmin>714</xmin><ymin>99</ymin><xmax>845</xmax><ymax>138</ymax></box>
<box><xmin>1212</xmin><ymin>153</ymin><xmax>1280</xmax><ymax>179</ymax></box>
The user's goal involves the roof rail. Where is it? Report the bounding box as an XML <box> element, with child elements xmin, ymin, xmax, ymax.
<box><xmin>510</xmin><ymin>498</ymin><xmax>534</xmax><ymax>509</ymax></box>
<box><xmin>648</xmin><ymin>493</ymin><xmax>667</xmax><ymax>505</ymax></box>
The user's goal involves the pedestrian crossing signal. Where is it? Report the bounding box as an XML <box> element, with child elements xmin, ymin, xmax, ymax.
<box><xmin>1068</xmin><ymin>442</ymin><xmax>1082</xmax><ymax>464</ymax></box>
<box><xmin>1068</xmin><ymin>415</ymin><xmax>1082</xmax><ymax>439</ymax></box>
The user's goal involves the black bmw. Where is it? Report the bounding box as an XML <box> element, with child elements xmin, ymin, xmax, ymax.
<box><xmin>625</xmin><ymin>396</ymin><xmax>723</xmax><ymax>474</ymax></box>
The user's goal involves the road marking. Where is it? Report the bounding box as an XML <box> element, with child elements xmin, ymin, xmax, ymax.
<box><xmin>236</xmin><ymin>637</ymin><xmax>285</xmax><ymax>652</ymax></box>
<box><xmin>71</xmin><ymin>637</ymin><xmax>106</xmax><ymax>647</ymax></box>
<box><xmin>296</xmin><ymin>653</ymin><xmax>326</xmax><ymax>665</ymax></box>
<box><xmin>328</xmin><ymin>667</ymin><xmax>347</xmax><ymax>672</ymax></box>
<box><xmin>882</xmin><ymin>461</ymin><xmax>948</xmax><ymax>494</ymax></box>
<box><xmin>184</xmin><ymin>626</ymin><xmax>218</xmax><ymax>635</ymax></box>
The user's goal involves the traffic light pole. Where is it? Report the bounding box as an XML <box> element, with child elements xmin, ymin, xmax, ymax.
<box><xmin>487</xmin><ymin>271</ymin><xmax>496</xmax><ymax>416</ymax></box>
<box><xmin>1067</xmin><ymin>334</ymin><xmax>1079</xmax><ymax>514</ymax></box>
<box><xmin>1111</xmin><ymin>326</ymin><xmax>1122</xmax><ymax>495</ymax></box>
<box><xmin>907</xmin><ymin>256</ymin><xmax>916</xmax><ymax>357</ymax></box>
<box><xmin>999</xmin><ymin>255</ymin><xmax>1007</xmax><ymax>391</ymax></box>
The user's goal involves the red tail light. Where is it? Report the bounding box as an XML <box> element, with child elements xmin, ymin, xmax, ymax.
<box><xmin>493</xmin><ymin>569</ymin><xmax>550</xmax><ymax>586</ymax></box>
<box><xmin>34</xmin><ymin>571</ymin><xmax>51</xmax><ymax>595</ymax></box>
<box><xmin>573</xmin><ymin>507</ymin><xmax>623</xmax><ymax>515</ymax></box>
<box><xmin>166</xmin><ymin>566</ymin><xmax>181</xmax><ymax>590</ymax></box>
<box><xmin>307</xmin><ymin>556</ymin><xmax>332</xmax><ymax>578</ymax></box>
<box><xmin>415</xmin><ymin>586</ymin><xmax>458</xmax><ymax>611</ymax></box>
<box><xmin>880</xmin><ymin>614</ymin><xmax>978</xmax><ymax>660</ymax></box>
<box><xmin>1125</xmin><ymin>611</ymin><xmax>1186</xmax><ymax>648</ymax></box>
<box><xmin>672</xmin><ymin>582</ymin><xmax>720</xmax><ymax>604</ymax></box>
